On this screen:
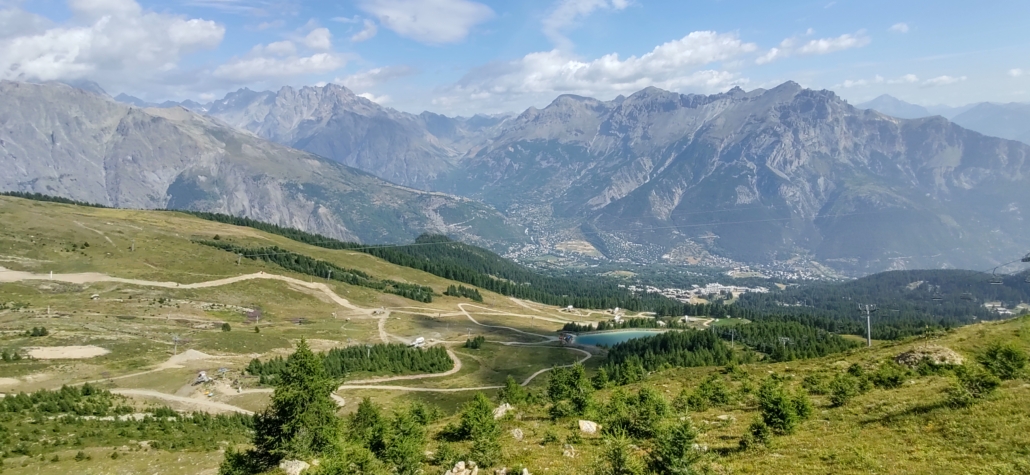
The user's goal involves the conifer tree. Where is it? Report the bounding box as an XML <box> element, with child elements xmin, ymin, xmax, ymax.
<box><xmin>251</xmin><ymin>339</ymin><xmax>342</xmax><ymax>464</ymax></box>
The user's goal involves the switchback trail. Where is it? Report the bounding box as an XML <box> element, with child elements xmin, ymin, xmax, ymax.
<box><xmin>0</xmin><ymin>267</ymin><xmax>597</xmax><ymax>400</ymax></box>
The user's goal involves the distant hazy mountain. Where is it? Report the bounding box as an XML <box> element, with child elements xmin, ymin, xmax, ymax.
<box><xmin>441</xmin><ymin>82</ymin><xmax>1030</xmax><ymax>273</ymax></box>
<box><xmin>0</xmin><ymin>81</ymin><xmax>522</xmax><ymax>246</ymax></box>
<box><xmin>113</xmin><ymin>93</ymin><xmax>207</xmax><ymax>112</ymax></box>
<box><xmin>950</xmin><ymin>102</ymin><xmax>1030</xmax><ymax>145</ymax></box>
<box><xmin>202</xmin><ymin>84</ymin><xmax>467</xmax><ymax>189</ymax></box>
<box><xmin>856</xmin><ymin>94</ymin><xmax>931</xmax><ymax>119</ymax></box>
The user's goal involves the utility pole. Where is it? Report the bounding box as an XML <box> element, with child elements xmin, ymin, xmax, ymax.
<box><xmin>327</xmin><ymin>270</ymin><xmax>332</xmax><ymax>282</ymax></box>
<box><xmin>237</xmin><ymin>254</ymin><xmax>242</xmax><ymax>266</ymax></box>
<box><xmin>860</xmin><ymin>304</ymin><xmax>877</xmax><ymax>347</ymax></box>
<box><xmin>131</xmin><ymin>239</ymin><xmax>135</xmax><ymax>252</ymax></box>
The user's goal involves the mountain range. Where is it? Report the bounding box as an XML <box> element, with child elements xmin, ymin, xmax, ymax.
<box><xmin>3</xmin><ymin>80</ymin><xmax>1029</xmax><ymax>275</ymax></box>
<box><xmin>857</xmin><ymin>94</ymin><xmax>1030</xmax><ymax>145</ymax></box>
<box><xmin>439</xmin><ymin>83</ymin><xmax>1030</xmax><ymax>273</ymax></box>
<box><xmin>0</xmin><ymin>81</ymin><xmax>522</xmax><ymax>246</ymax></box>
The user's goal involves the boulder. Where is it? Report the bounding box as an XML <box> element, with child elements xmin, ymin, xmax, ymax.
<box><xmin>578</xmin><ymin>419</ymin><xmax>600</xmax><ymax>434</ymax></box>
<box><xmin>511</xmin><ymin>428</ymin><xmax>524</xmax><ymax>441</ymax></box>
<box><xmin>895</xmin><ymin>346</ymin><xmax>964</xmax><ymax>368</ymax></box>
<box><xmin>493</xmin><ymin>403</ymin><xmax>513</xmax><ymax>420</ymax></box>
<box><xmin>278</xmin><ymin>460</ymin><xmax>310</xmax><ymax>475</ymax></box>
<box><xmin>445</xmin><ymin>461</ymin><xmax>479</xmax><ymax>475</ymax></box>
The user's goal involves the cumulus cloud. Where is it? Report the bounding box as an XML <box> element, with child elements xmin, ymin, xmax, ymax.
<box><xmin>889</xmin><ymin>22</ymin><xmax>909</xmax><ymax>33</ymax></box>
<box><xmin>888</xmin><ymin>73</ymin><xmax>919</xmax><ymax>84</ymax></box>
<box><xmin>756</xmin><ymin>30</ymin><xmax>869</xmax><ymax>64</ymax></box>
<box><xmin>435</xmin><ymin>31</ymin><xmax>755</xmax><ymax>113</ymax></box>
<box><xmin>264</xmin><ymin>40</ymin><xmax>296</xmax><ymax>56</ymax></box>
<box><xmin>797</xmin><ymin>31</ymin><xmax>870</xmax><ymax>55</ymax></box>
<box><xmin>214</xmin><ymin>51</ymin><xmax>346</xmax><ymax>81</ymax></box>
<box><xmin>357</xmin><ymin>92</ymin><xmax>390</xmax><ymax>103</ymax></box>
<box><xmin>303</xmin><ymin>27</ymin><xmax>332</xmax><ymax>50</ymax></box>
<box><xmin>336</xmin><ymin>65</ymin><xmax>416</xmax><ymax>89</ymax></box>
<box><xmin>835</xmin><ymin>75</ymin><xmax>884</xmax><ymax>88</ymax></box>
<box><xmin>921</xmin><ymin>75</ymin><xmax>967</xmax><ymax>87</ymax></box>
<box><xmin>351</xmin><ymin>19</ymin><xmax>378</xmax><ymax>42</ymax></box>
<box><xmin>0</xmin><ymin>0</ymin><xmax>223</xmax><ymax>85</ymax></box>
<box><xmin>543</xmin><ymin>0</ymin><xmax>630</xmax><ymax>49</ymax></box>
<box><xmin>1010</xmin><ymin>68</ymin><xmax>1025</xmax><ymax>77</ymax></box>
<box><xmin>357</xmin><ymin>0</ymin><xmax>494</xmax><ymax>44</ymax></box>
<box><xmin>834</xmin><ymin>73</ymin><xmax>923</xmax><ymax>89</ymax></box>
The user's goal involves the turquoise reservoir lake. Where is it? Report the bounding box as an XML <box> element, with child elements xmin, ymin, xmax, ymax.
<box><xmin>572</xmin><ymin>330</ymin><xmax>666</xmax><ymax>347</ymax></box>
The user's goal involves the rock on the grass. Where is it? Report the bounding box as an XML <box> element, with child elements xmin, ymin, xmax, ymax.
<box><xmin>279</xmin><ymin>459</ymin><xmax>310</xmax><ymax>475</ymax></box>
<box><xmin>493</xmin><ymin>403</ymin><xmax>513</xmax><ymax>420</ymax></box>
<box><xmin>578</xmin><ymin>419</ymin><xmax>600</xmax><ymax>434</ymax></box>
<box><xmin>445</xmin><ymin>460</ymin><xmax>479</xmax><ymax>475</ymax></box>
<box><xmin>895</xmin><ymin>346</ymin><xmax>964</xmax><ymax>367</ymax></box>
<box><xmin>511</xmin><ymin>428</ymin><xmax>524</xmax><ymax>441</ymax></box>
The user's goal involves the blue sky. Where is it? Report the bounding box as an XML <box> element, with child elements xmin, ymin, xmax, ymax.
<box><xmin>3</xmin><ymin>0</ymin><xmax>1029</xmax><ymax>115</ymax></box>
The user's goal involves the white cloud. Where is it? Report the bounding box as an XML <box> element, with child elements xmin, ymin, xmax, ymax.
<box><xmin>351</xmin><ymin>19</ymin><xmax>378</xmax><ymax>42</ymax></box>
<box><xmin>1010</xmin><ymin>68</ymin><xmax>1025</xmax><ymax>78</ymax></box>
<box><xmin>336</xmin><ymin>65</ymin><xmax>416</xmax><ymax>89</ymax></box>
<box><xmin>264</xmin><ymin>40</ymin><xmax>296</xmax><ymax>56</ymax></box>
<box><xmin>251</xmin><ymin>20</ymin><xmax>284</xmax><ymax>31</ymax></box>
<box><xmin>357</xmin><ymin>0</ymin><xmax>494</xmax><ymax>44</ymax></box>
<box><xmin>357</xmin><ymin>92</ymin><xmax>390</xmax><ymax>103</ymax></box>
<box><xmin>834</xmin><ymin>75</ymin><xmax>884</xmax><ymax>89</ymax></box>
<box><xmin>542</xmin><ymin>0</ymin><xmax>630</xmax><ymax>50</ymax></box>
<box><xmin>756</xmin><ymin>31</ymin><xmax>869</xmax><ymax>64</ymax></box>
<box><xmin>213</xmin><ymin>52</ymin><xmax>346</xmax><ymax>81</ymax></box>
<box><xmin>436</xmin><ymin>31</ymin><xmax>755</xmax><ymax>112</ymax></box>
<box><xmin>0</xmin><ymin>0</ymin><xmax>223</xmax><ymax>84</ymax></box>
<box><xmin>303</xmin><ymin>27</ymin><xmax>332</xmax><ymax>50</ymax></box>
<box><xmin>921</xmin><ymin>75</ymin><xmax>967</xmax><ymax>87</ymax></box>
<box><xmin>889</xmin><ymin>22</ymin><xmax>909</xmax><ymax>33</ymax></box>
<box><xmin>797</xmin><ymin>31</ymin><xmax>870</xmax><ymax>55</ymax></box>
<box><xmin>888</xmin><ymin>73</ymin><xmax>919</xmax><ymax>84</ymax></box>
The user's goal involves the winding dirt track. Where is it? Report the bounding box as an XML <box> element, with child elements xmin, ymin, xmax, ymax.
<box><xmin>0</xmin><ymin>267</ymin><xmax>597</xmax><ymax>404</ymax></box>
<box><xmin>111</xmin><ymin>389</ymin><xmax>254</xmax><ymax>415</ymax></box>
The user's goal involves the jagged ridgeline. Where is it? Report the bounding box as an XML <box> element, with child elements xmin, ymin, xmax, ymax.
<box><xmin>193</xmin><ymin>240</ymin><xmax>435</xmax><ymax>302</ymax></box>
<box><xmin>182</xmin><ymin>211</ymin><xmax>695</xmax><ymax>313</ymax></box>
<box><xmin>245</xmin><ymin>343</ymin><xmax>452</xmax><ymax>383</ymax></box>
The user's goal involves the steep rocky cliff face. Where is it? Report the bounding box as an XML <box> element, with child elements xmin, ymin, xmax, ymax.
<box><xmin>440</xmin><ymin>82</ymin><xmax>1030</xmax><ymax>272</ymax></box>
<box><xmin>203</xmin><ymin>84</ymin><xmax>461</xmax><ymax>189</ymax></box>
<box><xmin>0</xmin><ymin>81</ymin><xmax>521</xmax><ymax>247</ymax></box>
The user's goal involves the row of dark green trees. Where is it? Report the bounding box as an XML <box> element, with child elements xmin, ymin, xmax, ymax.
<box><xmin>195</xmin><ymin>240</ymin><xmax>435</xmax><ymax>302</ymax></box>
<box><xmin>245</xmin><ymin>343</ymin><xmax>452</xmax><ymax>384</ymax></box>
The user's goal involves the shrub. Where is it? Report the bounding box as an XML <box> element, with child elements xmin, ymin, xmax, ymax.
<box><xmin>74</xmin><ymin>451</ymin><xmax>89</xmax><ymax>461</ymax></box>
<box><xmin>593</xmin><ymin>433</ymin><xmax>645</xmax><ymax>475</ymax></box>
<box><xmin>458</xmin><ymin>393</ymin><xmax>499</xmax><ymax>441</ymax></box>
<box><xmin>977</xmin><ymin>342</ymin><xmax>1028</xmax><ymax>380</ymax></box>
<box><xmin>945</xmin><ymin>367</ymin><xmax>1001</xmax><ymax>408</ymax></box>
<box><xmin>649</xmin><ymin>419</ymin><xmax>700</xmax><ymax>474</ymax></box>
<box><xmin>757</xmin><ymin>379</ymin><xmax>806</xmax><ymax>435</ymax></box>
<box><xmin>433</xmin><ymin>443</ymin><xmax>459</xmax><ymax>467</ymax></box>
<box><xmin>739</xmin><ymin>419</ymin><xmax>771</xmax><ymax>451</ymax></box>
<box><xmin>829</xmin><ymin>374</ymin><xmax>861</xmax><ymax>407</ymax></box>
<box><xmin>221</xmin><ymin>323</ymin><xmax>232</xmax><ymax>332</ymax></box>
<box><xmin>802</xmin><ymin>374</ymin><xmax>828</xmax><ymax>395</ymax></box>
<box><xmin>464</xmin><ymin>335</ymin><xmax>486</xmax><ymax>349</ymax></box>
<box><xmin>871</xmin><ymin>361</ymin><xmax>910</xmax><ymax>389</ymax></box>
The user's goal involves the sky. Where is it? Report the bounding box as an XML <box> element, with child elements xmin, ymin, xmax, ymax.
<box><xmin>2</xmin><ymin>0</ymin><xmax>1029</xmax><ymax>115</ymax></box>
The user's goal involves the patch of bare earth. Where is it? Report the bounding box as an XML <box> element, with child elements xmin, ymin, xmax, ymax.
<box><xmin>27</xmin><ymin>345</ymin><xmax>111</xmax><ymax>359</ymax></box>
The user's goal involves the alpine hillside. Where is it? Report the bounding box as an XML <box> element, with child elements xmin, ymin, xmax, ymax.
<box><xmin>0</xmin><ymin>80</ymin><xmax>522</xmax><ymax>246</ymax></box>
